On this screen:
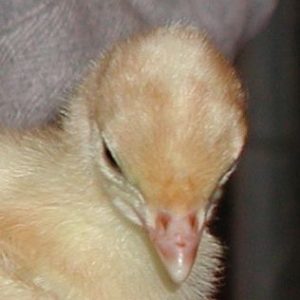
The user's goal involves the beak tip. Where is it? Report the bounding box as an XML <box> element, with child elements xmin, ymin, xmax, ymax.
<box><xmin>155</xmin><ymin>244</ymin><xmax>197</xmax><ymax>284</ymax></box>
<box><xmin>164</xmin><ymin>260</ymin><xmax>192</xmax><ymax>284</ymax></box>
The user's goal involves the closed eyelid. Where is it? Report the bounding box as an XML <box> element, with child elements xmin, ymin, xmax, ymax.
<box><xmin>102</xmin><ymin>135</ymin><xmax>123</xmax><ymax>174</ymax></box>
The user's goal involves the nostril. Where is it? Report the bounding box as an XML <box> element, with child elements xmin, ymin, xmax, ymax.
<box><xmin>189</xmin><ymin>214</ymin><xmax>198</xmax><ymax>231</ymax></box>
<box><xmin>157</xmin><ymin>213</ymin><xmax>170</xmax><ymax>232</ymax></box>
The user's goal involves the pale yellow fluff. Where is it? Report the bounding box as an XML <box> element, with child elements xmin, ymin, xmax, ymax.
<box><xmin>0</xmin><ymin>26</ymin><xmax>246</xmax><ymax>299</ymax></box>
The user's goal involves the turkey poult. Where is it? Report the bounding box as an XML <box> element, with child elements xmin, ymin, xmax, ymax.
<box><xmin>0</xmin><ymin>27</ymin><xmax>247</xmax><ymax>299</ymax></box>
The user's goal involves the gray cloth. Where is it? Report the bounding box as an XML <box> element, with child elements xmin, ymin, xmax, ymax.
<box><xmin>0</xmin><ymin>0</ymin><xmax>277</xmax><ymax>128</ymax></box>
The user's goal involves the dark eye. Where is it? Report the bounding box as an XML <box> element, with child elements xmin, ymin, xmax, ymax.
<box><xmin>103</xmin><ymin>139</ymin><xmax>123</xmax><ymax>174</ymax></box>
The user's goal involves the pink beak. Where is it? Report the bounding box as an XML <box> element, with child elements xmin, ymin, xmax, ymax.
<box><xmin>148</xmin><ymin>211</ymin><xmax>205</xmax><ymax>284</ymax></box>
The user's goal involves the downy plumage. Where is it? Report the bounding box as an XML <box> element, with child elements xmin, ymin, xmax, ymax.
<box><xmin>0</xmin><ymin>26</ymin><xmax>247</xmax><ymax>299</ymax></box>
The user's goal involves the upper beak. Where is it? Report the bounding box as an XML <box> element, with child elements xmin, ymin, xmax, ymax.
<box><xmin>147</xmin><ymin>210</ymin><xmax>206</xmax><ymax>284</ymax></box>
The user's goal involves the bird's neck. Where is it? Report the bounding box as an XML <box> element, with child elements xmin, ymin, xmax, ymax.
<box><xmin>0</xmin><ymin>142</ymin><xmax>222</xmax><ymax>300</ymax></box>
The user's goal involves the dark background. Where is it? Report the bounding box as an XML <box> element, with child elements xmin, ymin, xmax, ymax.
<box><xmin>217</xmin><ymin>1</ymin><xmax>300</xmax><ymax>299</ymax></box>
